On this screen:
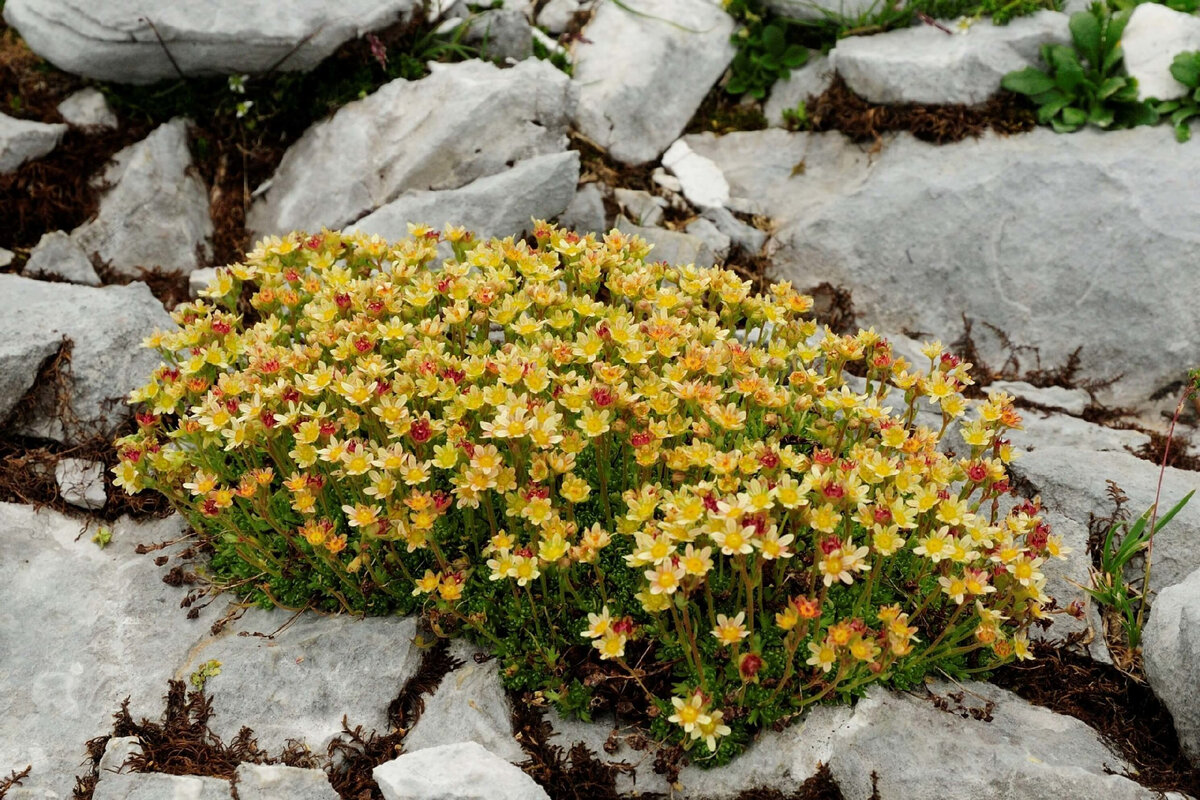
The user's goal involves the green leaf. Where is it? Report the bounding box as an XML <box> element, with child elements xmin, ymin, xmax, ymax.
<box><xmin>1055</xmin><ymin>58</ymin><xmax>1088</xmax><ymax>93</ymax></box>
<box><xmin>1124</xmin><ymin>102</ymin><xmax>1161</xmax><ymax>127</ymax></box>
<box><xmin>761</xmin><ymin>24</ymin><xmax>786</xmax><ymax>57</ymax></box>
<box><xmin>1061</xmin><ymin>106</ymin><xmax>1088</xmax><ymax>127</ymax></box>
<box><xmin>1088</xmin><ymin>104</ymin><xmax>1115</xmax><ymax>128</ymax></box>
<box><xmin>1097</xmin><ymin>76</ymin><xmax>1127</xmax><ymax>100</ymax></box>
<box><xmin>1002</xmin><ymin>67</ymin><xmax>1057</xmax><ymax>96</ymax></box>
<box><xmin>1169</xmin><ymin>52</ymin><xmax>1200</xmax><ymax>89</ymax></box>
<box><xmin>1036</xmin><ymin>93</ymin><xmax>1072</xmax><ymax>123</ymax></box>
<box><xmin>782</xmin><ymin>44</ymin><xmax>808</xmax><ymax>69</ymax></box>
<box><xmin>1069</xmin><ymin>11</ymin><xmax>1101</xmax><ymax>68</ymax></box>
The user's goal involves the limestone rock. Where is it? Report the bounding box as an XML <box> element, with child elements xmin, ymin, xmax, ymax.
<box><xmin>613</xmin><ymin>188</ymin><xmax>666</xmax><ymax>227</ymax></box>
<box><xmin>826</xmin><ymin>682</ymin><xmax>1155</xmax><ymax>799</ymax></box>
<box><xmin>22</xmin><ymin>230</ymin><xmax>102</xmax><ymax>286</ymax></box>
<box><xmin>374</xmin><ymin>741</ymin><xmax>549</xmax><ymax>800</ymax></box>
<box><xmin>0</xmin><ymin>507</ymin><xmax>227</xmax><ymax>799</ymax></box>
<box><xmin>765</xmin><ymin>55</ymin><xmax>834</xmax><ymax>127</ymax></box>
<box><xmin>571</xmin><ymin>0</ymin><xmax>735</xmax><ymax>165</ymax></box>
<box><xmin>683</xmin><ymin>126</ymin><xmax>1200</xmax><ymax>411</ymax></box>
<box><xmin>991</xmin><ymin>380</ymin><xmax>1090</xmax><ymax>416</ymax></box>
<box><xmin>189</xmin><ymin>267</ymin><xmax>219</xmax><ymax>299</ymax></box>
<box><xmin>1142</xmin><ymin>567</ymin><xmax>1200</xmax><ymax>766</ymax></box>
<box><xmin>615</xmin><ymin>216</ymin><xmax>715</xmax><ymax>268</ymax></box>
<box><xmin>1122</xmin><ymin>4</ymin><xmax>1200</xmax><ymax>102</ymax></box>
<box><xmin>0</xmin><ymin>248</ymin><xmax>13</xmax><ymax>268</ymax></box>
<box><xmin>464</xmin><ymin>8</ymin><xmax>533</xmax><ymax>62</ymax></box>
<box><xmin>97</xmin><ymin>737</ymin><xmax>142</xmax><ymax>778</ymax></box>
<box><xmin>247</xmin><ymin>59</ymin><xmax>575</xmax><ymax>236</ymax></box>
<box><xmin>91</xmin><ymin>772</ymin><xmax>230</xmax><ymax>800</ymax></box>
<box><xmin>235</xmin><ymin>763</ymin><xmax>340</xmax><ymax>800</ymax></box>
<box><xmin>175</xmin><ymin>609</ymin><xmax>422</xmax><ymax>753</ymax></box>
<box><xmin>537</xmin><ymin>0</ymin><xmax>594</xmax><ymax>35</ymax></box>
<box><xmin>0</xmin><ymin>111</ymin><xmax>66</xmax><ymax>173</ymax></box>
<box><xmin>703</xmin><ymin>207</ymin><xmax>768</xmax><ymax>254</ymax></box>
<box><xmin>1</xmin><ymin>0</ymin><xmax>422</xmax><ymax>84</ymax></box>
<box><xmin>351</xmin><ymin>151</ymin><xmax>579</xmax><ymax>241</ymax></box>
<box><xmin>662</xmin><ymin>138</ymin><xmax>729</xmax><ymax>210</ymax></box>
<box><xmin>832</xmin><ymin>12</ymin><xmax>1070</xmax><ymax>105</ymax></box>
<box><xmin>0</xmin><ymin>275</ymin><xmax>173</xmax><ymax>444</ymax></box>
<box><xmin>685</xmin><ymin>217</ymin><xmax>731</xmax><ymax>262</ymax></box>
<box><xmin>557</xmin><ymin>183</ymin><xmax>607</xmax><ymax>234</ymax></box>
<box><xmin>403</xmin><ymin>640</ymin><xmax>524</xmax><ymax>763</ymax></box>
<box><xmin>55</xmin><ymin>458</ymin><xmax>107</xmax><ymax>511</ymax></box>
<box><xmin>73</xmin><ymin>118</ymin><xmax>212</xmax><ymax>277</ymax></box>
<box><xmin>57</xmin><ymin>88</ymin><xmax>118</xmax><ymax>130</ymax></box>
<box><xmin>764</xmin><ymin>0</ymin><xmax>883</xmax><ymax>21</ymax></box>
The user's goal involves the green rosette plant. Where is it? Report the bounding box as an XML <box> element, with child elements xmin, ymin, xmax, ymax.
<box><xmin>1002</xmin><ymin>4</ymin><xmax>1158</xmax><ymax>132</ymax></box>
<box><xmin>115</xmin><ymin>224</ymin><xmax>1066</xmax><ymax>764</ymax></box>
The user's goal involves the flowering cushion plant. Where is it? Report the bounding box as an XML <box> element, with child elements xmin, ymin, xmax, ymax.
<box><xmin>115</xmin><ymin>224</ymin><xmax>1067</xmax><ymax>763</ymax></box>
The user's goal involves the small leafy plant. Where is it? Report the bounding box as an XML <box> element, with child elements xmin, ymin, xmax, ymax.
<box><xmin>725</xmin><ymin>2</ymin><xmax>810</xmax><ymax>100</ymax></box>
<box><xmin>1152</xmin><ymin>51</ymin><xmax>1200</xmax><ymax>142</ymax></box>
<box><xmin>1082</xmin><ymin>490</ymin><xmax>1194</xmax><ymax>652</ymax></box>
<box><xmin>116</xmin><ymin>225</ymin><xmax>1065</xmax><ymax>764</ymax></box>
<box><xmin>1001</xmin><ymin>4</ymin><xmax>1158</xmax><ymax>132</ymax></box>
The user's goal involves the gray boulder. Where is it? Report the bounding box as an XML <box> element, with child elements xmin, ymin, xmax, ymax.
<box><xmin>1</xmin><ymin>0</ymin><xmax>422</xmax><ymax>84</ymax></box>
<box><xmin>826</xmin><ymin>682</ymin><xmax>1156</xmax><ymax>799</ymax></box>
<box><xmin>57</xmin><ymin>88</ymin><xmax>119</xmax><ymax>130</ymax></box>
<box><xmin>351</xmin><ymin>151</ymin><xmax>580</xmax><ymax>241</ymax></box>
<box><xmin>662</xmin><ymin>138</ymin><xmax>729</xmax><ymax>210</ymax></box>
<box><xmin>0</xmin><ymin>507</ymin><xmax>229</xmax><ymax>799</ymax></box>
<box><xmin>537</xmin><ymin>0</ymin><xmax>595</xmax><ymax>34</ymax></box>
<box><xmin>703</xmin><ymin>206</ymin><xmax>768</xmax><ymax>254</ymax></box>
<box><xmin>247</xmin><ymin>59</ymin><xmax>575</xmax><ymax>237</ymax></box>
<box><xmin>571</xmin><ymin>0</ymin><xmax>735</xmax><ymax>165</ymax></box>
<box><xmin>403</xmin><ymin>640</ymin><xmax>524</xmax><ymax>763</ymax></box>
<box><xmin>464</xmin><ymin>8</ymin><xmax>534</xmax><ymax>62</ymax></box>
<box><xmin>831</xmin><ymin>12</ymin><xmax>1070</xmax><ymax>105</ymax></box>
<box><xmin>615</xmin><ymin>216</ymin><xmax>716</xmax><ymax>268</ymax></box>
<box><xmin>91</xmin><ymin>772</ymin><xmax>230</xmax><ymax>800</ymax></box>
<box><xmin>1142</xmin><ymin>567</ymin><xmax>1200</xmax><ymax>766</ymax></box>
<box><xmin>175</xmin><ymin>608</ymin><xmax>422</xmax><ymax>753</ymax></box>
<box><xmin>73</xmin><ymin>119</ymin><xmax>213</xmax><ymax>277</ymax></box>
<box><xmin>764</xmin><ymin>0</ymin><xmax>884</xmax><ymax>21</ymax></box>
<box><xmin>683</xmin><ymin>126</ymin><xmax>1200</xmax><ymax>411</ymax></box>
<box><xmin>235</xmin><ymin>763</ymin><xmax>340</xmax><ymax>800</ymax></box>
<box><xmin>22</xmin><ymin>230</ymin><xmax>102</xmax><ymax>286</ymax></box>
<box><xmin>0</xmin><ymin>111</ymin><xmax>66</xmax><ymax>173</ymax></box>
<box><xmin>0</xmin><ymin>275</ymin><xmax>173</xmax><ymax>444</ymax></box>
<box><xmin>97</xmin><ymin>736</ymin><xmax>142</xmax><ymax>778</ymax></box>
<box><xmin>374</xmin><ymin>741</ymin><xmax>549</xmax><ymax>800</ymax></box>
<box><xmin>557</xmin><ymin>183</ymin><xmax>607</xmax><ymax>234</ymax></box>
<box><xmin>1122</xmin><ymin>4</ymin><xmax>1200</xmax><ymax>102</ymax></box>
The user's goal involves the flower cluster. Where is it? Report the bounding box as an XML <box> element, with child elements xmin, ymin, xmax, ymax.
<box><xmin>115</xmin><ymin>224</ymin><xmax>1066</xmax><ymax>763</ymax></box>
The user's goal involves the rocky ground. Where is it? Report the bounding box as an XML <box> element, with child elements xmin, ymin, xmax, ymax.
<box><xmin>1</xmin><ymin>0</ymin><xmax>1199</xmax><ymax>798</ymax></box>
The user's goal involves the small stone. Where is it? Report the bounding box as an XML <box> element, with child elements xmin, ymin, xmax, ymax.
<box><xmin>990</xmin><ymin>380</ymin><xmax>1090</xmax><ymax>416</ymax></box>
<box><xmin>613</xmin><ymin>188</ymin><xmax>665</xmax><ymax>227</ymax></box>
<box><xmin>73</xmin><ymin>118</ymin><xmax>213</xmax><ymax>278</ymax></box>
<box><xmin>54</xmin><ymin>457</ymin><xmax>107</xmax><ymax>510</ymax></box>
<box><xmin>57</xmin><ymin>88</ymin><xmax>119</xmax><ymax>130</ymax></box>
<box><xmin>615</xmin><ymin>216</ymin><xmax>715</xmax><ymax>268</ymax></box>
<box><xmin>0</xmin><ymin>248</ymin><xmax>13</xmax><ymax>268</ymax></box>
<box><xmin>97</xmin><ymin>736</ymin><xmax>141</xmax><ymax>778</ymax></box>
<box><xmin>351</xmin><ymin>151</ymin><xmax>579</xmax><ymax>242</ymax></box>
<box><xmin>764</xmin><ymin>0</ymin><xmax>880</xmax><ymax>20</ymax></box>
<box><xmin>685</xmin><ymin>217</ymin><xmax>730</xmax><ymax>262</ymax></box>
<box><xmin>91</xmin><ymin>772</ymin><xmax>230</xmax><ymax>800</ymax></box>
<box><xmin>403</xmin><ymin>640</ymin><xmax>524</xmax><ymax>762</ymax></box>
<box><xmin>537</xmin><ymin>0</ymin><xmax>594</xmax><ymax>34</ymax></box>
<box><xmin>235</xmin><ymin>763</ymin><xmax>340</xmax><ymax>800</ymax></box>
<box><xmin>661</xmin><ymin>139</ymin><xmax>729</xmax><ymax>210</ymax></box>
<box><xmin>765</xmin><ymin>55</ymin><xmax>834</xmax><ymax>127</ymax></box>
<box><xmin>701</xmin><ymin>206</ymin><xmax>767</xmax><ymax>255</ymax></box>
<box><xmin>374</xmin><ymin>741</ymin><xmax>549</xmax><ymax>800</ymax></box>
<box><xmin>571</xmin><ymin>0</ymin><xmax>735</xmax><ymax>164</ymax></box>
<box><xmin>189</xmin><ymin>267</ymin><xmax>218</xmax><ymax>299</ymax></box>
<box><xmin>557</xmin><ymin>183</ymin><xmax>607</xmax><ymax>234</ymax></box>
<box><xmin>465</xmin><ymin>8</ymin><xmax>533</xmax><ymax>62</ymax></box>
<box><xmin>22</xmin><ymin>230</ymin><xmax>102</xmax><ymax>286</ymax></box>
<box><xmin>651</xmin><ymin>167</ymin><xmax>682</xmax><ymax>193</ymax></box>
<box><xmin>0</xmin><ymin>111</ymin><xmax>66</xmax><ymax>173</ymax></box>
<box><xmin>1142</xmin><ymin>567</ymin><xmax>1200</xmax><ymax>766</ymax></box>
<box><xmin>1122</xmin><ymin>4</ymin><xmax>1200</xmax><ymax>102</ymax></box>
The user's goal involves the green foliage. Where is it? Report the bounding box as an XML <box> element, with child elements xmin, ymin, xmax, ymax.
<box><xmin>91</xmin><ymin>526</ymin><xmax>113</xmax><ymax>549</ymax></box>
<box><xmin>723</xmin><ymin>0</ymin><xmax>1060</xmax><ymax>101</ymax></box>
<box><xmin>1001</xmin><ymin>4</ymin><xmax>1158</xmax><ymax>132</ymax></box>
<box><xmin>1107</xmin><ymin>0</ymin><xmax>1199</xmax><ymax>12</ymax></box>
<box><xmin>1152</xmin><ymin>51</ymin><xmax>1200</xmax><ymax>141</ymax></box>
<box><xmin>188</xmin><ymin>659</ymin><xmax>222</xmax><ymax>690</ymax></box>
<box><xmin>1082</xmin><ymin>491</ymin><xmax>1194</xmax><ymax>651</ymax></box>
<box><xmin>781</xmin><ymin>99</ymin><xmax>810</xmax><ymax>130</ymax></box>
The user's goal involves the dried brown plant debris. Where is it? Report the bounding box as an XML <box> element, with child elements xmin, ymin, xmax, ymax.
<box><xmin>0</xmin><ymin>766</ymin><xmax>33</xmax><ymax>800</ymax></box>
<box><xmin>806</xmin><ymin>75</ymin><xmax>1037</xmax><ymax>145</ymax></box>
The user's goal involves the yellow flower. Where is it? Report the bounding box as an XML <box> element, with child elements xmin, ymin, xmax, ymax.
<box><xmin>577</xmin><ymin>407</ymin><xmax>611</xmax><ymax>438</ymax></box>
<box><xmin>594</xmin><ymin>631</ymin><xmax>627</xmax><ymax>660</ymax></box>
<box><xmin>412</xmin><ymin>569</ymin><xmax>440</xmax><ymax>596</ymax></box>
<box><xmin>668</xmin><ymin>693</ymin><xmax>711</xmax><ymax>734</ymax></box>
<box><xmin>692</xmin><ymin>709</ymin><xmax>731</xmax><ymax>753</ymax></box>
<box><xmin>712</xmin><ymin>612</ymin><xmax>749</xmax><ymax>646</ymax></box>
<box><xmin>343</xmin><ymin>503</ymin><xmax>381</xmax><ymax>529</ymax></box>
<box><xmin>806</xmin><ymin>639</ymin><xmax>838</xmax><ymax>673</ymax></box>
